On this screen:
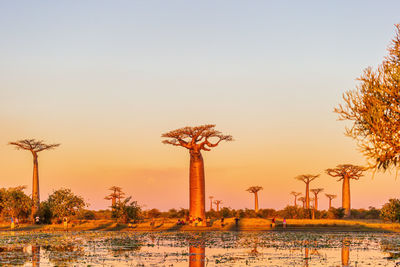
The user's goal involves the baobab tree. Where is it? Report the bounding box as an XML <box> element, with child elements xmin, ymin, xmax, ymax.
<box><xmin>326</xmin><ymin>164</ymin><xmax>365</xmax><ymax>217</ymax></box>
<box><xmin>209</xmin><ymin>196</ymin><xmax>214</xmax><ymax>211</ymax></box>
<box><xmin>213</xmin><ymin>200</ymin><xmax>222</xmax><ymax>212</ymax></box>
<box><xmin>246</xmin><ymin>186</ymin><xmax>263</xmax><ymax>212</ymax></box>
<box><xmin>325</xmin><ymin>194</ymin><xmax>337</xmax><ymax>209</ymax></box>
<box><xmin>294</xmin><ymin>174</ymin><xmax>319</xmax><ymax>209</ymax></box>
<box><xmin>105</xmin><ymin>186</ymin><xmax>125</xmax><ymax>209</ymax></box>
<box><xmin>290</xmin><ymin>191</ymin><xmax>302</xmax><ymax>207</ymax></box>
<box><xmin>9</xmin><ymin>139</ymin><xmax>60</xmax><ymax>218</ymax></box>
<box><xmin>162</xmin><ymin>124</ymin><xmax>232</xmax><ymax>222</ymax></box>
<box><xmin>310</xmin><ymin>188</ymin><xmax>323</xmax><ymax>210</ymax></box>
<box><xmin>298</xmin><ymin>197</ymin><xmax>306</xmax><ymax>208</ymax></box>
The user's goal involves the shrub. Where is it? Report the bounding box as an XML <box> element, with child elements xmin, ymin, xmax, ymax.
<box><xmin>381</xmin><ymin>199</ymin><xmax>400</xmax><ymax>222</ymax></box>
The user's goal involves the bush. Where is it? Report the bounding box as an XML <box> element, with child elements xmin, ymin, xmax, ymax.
<box><xmin>381</xmin><ymin>199</ymin><xmax>400</xmax><ymax>222</ymax></box>
<box><xmin>78</xmin><ymin>210</ymin><xmax>96</xmax><ymax>220</ymax></box>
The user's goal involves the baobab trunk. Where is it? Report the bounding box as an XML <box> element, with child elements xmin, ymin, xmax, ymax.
<box><xmin>342</xmin><ymin>176</ymin><xmax>351</xmax><ymax>217</ymax></box>
<box><xmin>294</xmin><ymin>196</ymin><xmax>297</xmax><ymax>207</ymax></box>
<box><xmin>305</xmin><ymin>183</ymin><xmax>310</xmax><ymax>209</ymax></box>
<box><xmin>32</xmin><ymin>153</ymin><xmax>40</xmax><ymax>218</ymax></box>
<box><xmin>314</xmin><ymin>197</ymin><xmax>318</xmax><ymax>210</ymax></box>
<box><xmin>189</xmin><ymin>151</ymin><xmax>206</xmax><ymax>221</ymax></box>
<box><xmin>329</xmin><ymin>199</ymin><xmax>332</xmax><ymax>209</ymax></box>
<box><xmin>254</xmin><ymin>192</ymin><xmax>259</xmax><ymax>212</ymax></box>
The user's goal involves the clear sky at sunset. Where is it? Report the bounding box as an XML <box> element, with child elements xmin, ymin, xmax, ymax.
<box><xmin>1</xmin><ymin>1</ymin><xmax>400</xmax><ymax>211</ymax></box>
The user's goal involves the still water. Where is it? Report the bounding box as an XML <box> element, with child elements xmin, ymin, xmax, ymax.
<box><xmin>0</xmin><ymin>231</ymin><xmax>399</xmax><ymax>266</ymax></box>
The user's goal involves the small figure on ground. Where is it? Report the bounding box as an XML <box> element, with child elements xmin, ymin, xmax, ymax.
<box><xmin>271</xmin><ymin>217</ymin><xmax>276</xmax><ymax>228</ymax></box>
<box><xmin>10</xmin><ymin>217</ymin><xmax>15</xmax><ymax>230</ymax></box>
<box><xmin>15</xmin><ymin>217</ymin><xmax>19</xmax><ymax>228</ymax></box>
<box><xmin>220</xmin><ymin>217</ymin><xmax>225</xmax><ymax>227</ymax></box>
<box><xmin>63</xmin><ymin>217</ymin><xmax>68</xmax><ymax>230</ymax></box>
<box><xmin>35</xmin><ymin>216</ymin><xmax>40</xmax><ymax>224</ymax></box>
<box><xmin>283</xmin><ymin>218</ymin><xmax>287</xmax><ymax>228</ymax></box>
<box><xmin>206</xmin><ymin>217</ymin><xmax>211</xmax><ymax>227</ymax></box>
<box><xmin>235</xmin><ymin>217</ymin><xmax>240</xmax><ymax>228</ymax></box>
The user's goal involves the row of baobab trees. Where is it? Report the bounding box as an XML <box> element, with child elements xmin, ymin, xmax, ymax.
<box><xmin>8</xmin><ymin>125</ymin><xmax>366</xmax><ymax>223</ymax></box>
<box><xmin>292</xmin><ymin>164</ymin><xmax>366</xmax><ymax>217</ymax></box>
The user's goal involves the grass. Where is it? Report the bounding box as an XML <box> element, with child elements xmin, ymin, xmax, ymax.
<box><xmin>1</xmin><ymin>218</ymin><xmax>400</xmax><ymax>232</ymax></box>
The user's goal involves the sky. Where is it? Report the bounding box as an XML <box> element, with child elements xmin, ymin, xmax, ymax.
<box><xmin>1</xmin><ymin>1</ymin><xmax>400</xmax><ymax>211</ymax></box>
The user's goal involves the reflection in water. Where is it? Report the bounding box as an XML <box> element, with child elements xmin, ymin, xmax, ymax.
<box><xmin>189</xmin><ymin>245</ymin><xmax>205</xmax><ymax>267</ymax></box>
<box><xmin>43</xmin><ymin>243</ymin><xmax>84</xmax><ymax>266</ymax></box>
<box><xmin>0</xmin><ymin>246</ymin><xmax>30</xmax><ymax>265</ymax></box>
<box><xmin>304</xmin><ymin>247</ymin><xmax>309</xmax><ymax>267</ymax></box>
<box><xmin>31</xmin><ymin>245</ymin><xmax>40</xmax><ymax>267</ymax></box>
<box><xmin>342</xmin><ymin>239</ymin><xmax>350</xmax><ymax>266</ymax></box>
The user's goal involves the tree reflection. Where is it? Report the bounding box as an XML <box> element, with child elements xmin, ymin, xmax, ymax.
<box><xmin>43</xmin><ymin>243</ymin><xmax>84</xmax><ymax>266</ymax></box>
<box><xmin>342</xmin><ymin>239</ymin><xmax>350</xmax><ymax>266</ymax></box>
<box><xmin>0</xmin><ymin>246</ymin><xmax>30</xmax><ymax>265</ymax></box>
<box><xmin>31</xmin><ymin>245</ymin><xmax>40</xmax><ymax>267</ymax></box>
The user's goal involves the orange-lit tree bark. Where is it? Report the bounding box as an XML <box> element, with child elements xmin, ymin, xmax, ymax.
<box><xmin>208</xmin><ymin>196</ymin><xmax>214</xmax><ymax>211</ymax></box>
<box><xmin>295</xmin><ymin>174</ymin><xmax>319</xmax><ymax>209</ymax></box>
<box><xmin>298</xmin><ymin>197</ymin><xmax>306</xmax><ymax>209</ymax></box>
<box><xmin>246</xmin><ymin>186</ymin><xmax>263</xmax><ymax>212</ymax></box>
<box><xmin>290</xmin><ymin>191</ymin><xmax>301</xmax><ymax>207</ymax></box>
<box><xmin>342</xmin><ymin>239</ymin><xmax>350</xmax><ymax>266</ymax></box>
<box><xmin>9</xmin><ymin>139</ymin><xmax>60</xmax><ymax>219</ymax></box>
<box><xmin>213</xmin><ymin>200</ymin><xmax>222</xmax><ymax>212</ymax></box>
<box><xmin>310</xmin><ymin>188</ymin><xmax>323</xmax><ymax>211</ymax></box>
<box><xmin>162</xmin><ymin>125</ymin><xmax>232</xmax><ymax>222</ymax></box>
<box><xmin>326</xmin><ymin>164</ymin><xmax>365</xmax><ymax>217</ymax></box>
<box><xmin>325</xmin><ymin>194</ymin><xmax>337</xmax><ymax>209</ymax></box>
<box><xmin>335</xmin><ymin>24</ymin><xmax>400</xmax><ymax>172</ymax></box>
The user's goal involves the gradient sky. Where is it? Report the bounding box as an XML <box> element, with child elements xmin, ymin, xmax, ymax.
<box><xmin>1</xmin><ymin>1</ymin><xmax>400</xmax><ymax>211</ymax></box>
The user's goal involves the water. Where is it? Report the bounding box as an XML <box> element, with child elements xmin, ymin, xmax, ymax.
<box><xmin>1</xmin><ymin>231</ymin><xmax>400</xmax><ymax>266</ymax></box>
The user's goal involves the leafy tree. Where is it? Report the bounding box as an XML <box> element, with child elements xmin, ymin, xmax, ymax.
<box><xmin>112</xmin><ymin>196</ymin><xmax>141</xmax><ymax>223</ymax></box>
<box><xmin>380</xmin><ymin>199</ymin><xmax>400</xmax><ymax>222</ymax></box>
<box><xmin>335</xmin><ymin>24</ymin><xmax>400</xmax><ymax>171</ymax></box>
<box><xmin>0</xmin><ymin>186</ymin><xmax>32</xmax><ymax>220</ymax></box>
<box><xmin>146</xmin><ymin>208</ymin><xmax>162</xmax><ymax>218</ymax></box>
<box><xmin>47</xmin><ymin>188</ymin><xmax>86</xmax><ymax>221</ymax></box>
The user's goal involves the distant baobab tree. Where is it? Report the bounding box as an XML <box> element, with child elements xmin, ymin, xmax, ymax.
<box><xmin>105</xmin><ymin>186</ymin><xmax>125</xmax><ymax>208</ymax></box>
<box><xmin>295</xmin><ymin>174</ymin><xmax>319</xmax><ymax>209</ymax></box>
<box><xmin>9</xmin><ymin>139</ymin><xmax>60</xmax><ymax>219</ymax></box>
<box><xmin>310</xmin><ymin>188</ymin><xmax>323</xmax><ymax>210</ymax></box>
<box><xmin>213</xmin><ymin>200</ymin><xmax>222</xmax><ymax>212</ymax></box>
<box><xmin>290</xmin><ymin>191</ymin><xmax>302</xmax><ymax>207</ymax></box>
<box><xmin>162</xmin><ymin>124</ymin><xmax>232</xmax><ymax>222</ymax></box>
<box><xmin>326</xmin><ymin>164</ymin><xmax>365</xmax><ymax>217</ymax></box>
<box><xmin>325</xmin><ymin>194</ymin><xmax>337</xmax><ymax>209</ymax></box>
<box><xmin>246</xmin><ymin>186</ymin><xmax>263</xmax><ymax>212</ymax></box>
<box><xmin>209</xmin><ymin>196</ymin><xmax>214</xmax><ymax>211</ymax></box>
<box><xmin>298</xmin><ymin>197</ymin><xmax>306</xmax><ymax>208</ymax></box>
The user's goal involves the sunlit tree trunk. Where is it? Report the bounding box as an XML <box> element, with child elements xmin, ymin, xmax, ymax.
<box><xmin>190</xmin><ymin>151</ymin><xmax>205</xmax><ymax>221</ymax></box>
<box><xmin>314</xmin><ymin>196</ymin><xmax>318</xmax><ymax>210</ymax></box>
<box><xmin>254</xmin><ymin>192</ymin><xmax>259</xmax><ymax>212</ymax></box>
<box><xmin>32</xmin><ymin>152</ymin><xmax>40</xmax><ymax>219</ymax></box>
<box><xmin>294</xmin><ymin>196</ymin><xmax>297</xmax><ymax>207</ymax></box>
<box><xmin>305</xmin><ymin>182</ymin><xmax>310</xmax><ymax>209</ymax></box>
<box><xmin>189</xmin><ymin>245</ymin><xmax>205</xmax><ymax>267</ymax></box>
<box><xmin>342</xmin><ymin>176</ymin><xmax>351</xmax><ymax>217</ymax></box>
<box><xmin>329</xmin><ymin>199</ymin><xmax>332</xmax><ymax>209</ymax></box>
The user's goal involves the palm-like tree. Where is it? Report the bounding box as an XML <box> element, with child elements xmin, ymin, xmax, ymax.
<box><xmin>208</xmin><ymin>196</ymin><xmax>214</xmax><ymax>211</ymax></box>
<box><xmin>9</xmin><ymin>139</ymin><xmax>60</xmax><ymax>218</ymax></box>
<box><xmin>310</xmin><ymin>188</ymin><xmax>323</xmax><ymax>210</ymax></box>
<box><xmin>246</xmin><ymin>186</ymin><xmax>263</xmax><ymax>212</ymax></box>
<box><xmin>213</xmin><ymin>200</ymin><xmax>222</xmax><ymax>212</ymax></box>
<box><xmin>326</xmin><ymin>164</ymin><xmax>365</xmax><ymax>217</ymax></box>
<box><xmin>162</xmin><ymin>125</ymin><xmax>232</xmax><ymax>221</ymax></box>
<box><xmin>325</xmin><ymin>194</ymin><xmax>337</xmax><ymax>209</ymax></box>
<box><xmin>290</xmin><ymin>191</ymin><xmax>302</xmax><ymax>207</ymax></box>
<box><xmin>294</xmin><ymin>174</ymin><xmax>319</xmax><ymax>209</ymax></box>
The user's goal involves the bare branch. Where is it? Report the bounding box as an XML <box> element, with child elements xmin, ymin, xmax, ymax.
<box><xmin>9</xmin><ymin>139</ymin><xmax>60</xmax><ymax>153</ymax></box>
<box><xmin>326</xmin><ymin>164</ymin><xmax>366</xmax><ymax>181</ymax></box>
<box><xmin>246</xmin><ymin>186</ymin><xmax>263</xmax><ymax>193</ymax></box>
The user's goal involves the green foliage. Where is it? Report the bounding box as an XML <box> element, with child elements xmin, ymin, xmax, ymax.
<box><xmin>38</xmin><ymin>201</ymin><xmax>53</xmax><ymax>224</ymax></box>
<box><xmin>380</xmin><ymin>199</ymin><xmax>400</xmax><ymax>222</ymax></box>
<box><xmin>78</xmin><ymin>210</ymin><xmax>96</xmax><ymax>220</ymax></box>
<box><xmin>112</xmin><ymin>196</ymin><xmax>141</xmax><ymax>223</ymax></box>
<box><xmin>327</xmin><ymin>207</ymin><xmax>345</xmax><ymax>219</ymax></box>
<box><xmin>146</xmin><ymin>208</ymin><xmax>161</xmax><ymax>218</ymax></box>
<box><xmin>0</xmin><ymin>186</ymin><xmax>32</xmax><ymax>220</ymax></box>
<box><xmin>47</xmin><ymin>188</ymin><xmax>86</xmax><ymax>220</ymax></box>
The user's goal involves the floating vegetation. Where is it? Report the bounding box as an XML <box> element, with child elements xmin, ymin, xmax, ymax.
<box><xmin>0</xmin><ymin>231</ymin><xmax>399</xmax><ymax>266</ymax></box>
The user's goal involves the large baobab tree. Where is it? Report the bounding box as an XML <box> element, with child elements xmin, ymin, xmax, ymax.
<box><xmin>246</xmin><ymin>186</ymin><xmax>263</xmax><ymax>212</ymax></box>
<box><xmin>290</xmin><ymin>191</ymin><xmax>301</xmax><ymax>207</ymax></box>
<box><xmin>9</xmin><ymin>139</ymin><xmax>60</xmax><ymax>218</ymax></box>
<box><xmin>326</xmin><ymin>164</ymin><xmax>365</xmax><ymax>217</ymax></box>
<box><xmin>213</xmin><ymin>200</ymin><xmax>222</xmax><ymax>212</ymax></box>
<box><xmin>294</xmin><ymin>174</ymin><xmax>319</xmax><ymax>209</ymax></box>
<box><xmin>209</xmin><ymin>196</ymin><xmax>214</xmax><ymax>211</ymax></box>
<box><xmin>298</xmin><ymin>197</ymin><xmax>306</xmax><ymax>209</ymax></box>
<box><xmin>325</xmin><ymin>194</ymin><xmax>337</xmax><ymax>209</ymax></box>
<box><xmin>105</xmin><ymin>186</ymin><xmax>125</xmax><ymax>209</ymax></box>
<box><xmin>162</xmin><ymin>124</ymin><xmax>232</xmax><ymax>222</ymax></box>
<box><xmin>310</xmin><ymin>188</ymin><xmax>323</xmax><ymax>210</ymax></box>
<box><xmin>335</xmin><ymin>24</ymin><xmax>400</xmax><ymax>172</ymax></box>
